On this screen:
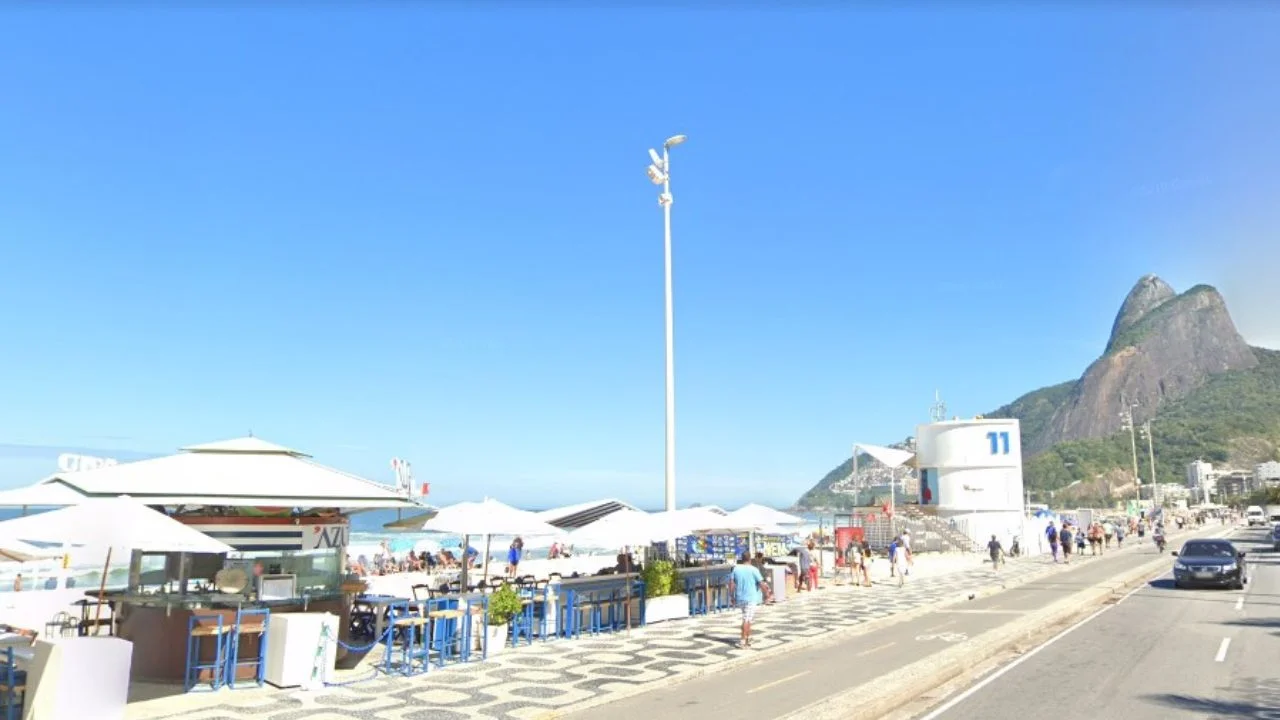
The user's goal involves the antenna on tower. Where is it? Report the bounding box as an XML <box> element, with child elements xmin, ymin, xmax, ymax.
<box><xmin>930</xmin><ymin>390</ymin><xmax>947</xmax><ymax>423</ymax></box>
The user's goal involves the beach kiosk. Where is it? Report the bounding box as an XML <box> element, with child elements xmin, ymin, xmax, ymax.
<box><xmin>26</xmin><ymin>437</ymin><xmax>422</xmax><ymax>684</ymax></box>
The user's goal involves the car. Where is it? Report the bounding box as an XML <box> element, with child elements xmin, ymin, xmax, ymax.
<box><xmin>1246</xmin><ymin>506</ymin><xmax>1266</xmax><ymax>527</ymax></box>
<box><xmin>1172</xmin><ymin>539</ymin><xmax>1248</xmax><ymax>590</ymax></box>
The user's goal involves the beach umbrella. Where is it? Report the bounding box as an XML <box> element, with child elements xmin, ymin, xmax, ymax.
<box><xmin>0</xmin><ymin>539</ymin><xmax>62</xmax><ymax>563</ymax></box>
<box><xmin>0</xmin><ymin>495</ymin><xmax>233</xmax><ymax>626</ymax></box>
<box><xmin>416</xmin><ymin>499</ymin><xmax>560</xmax><ymax>587</ymax></box>
<box><xmin>724</xmin><ymin>504</ymin><xmax>805</xmax><ymax>528</ymax></box>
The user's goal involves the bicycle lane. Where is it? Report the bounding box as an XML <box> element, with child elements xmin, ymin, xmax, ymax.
<box><xmin>562</xmin><ymin>531</ymin><xmax>1225</xmax><ymax>720</ymax></box>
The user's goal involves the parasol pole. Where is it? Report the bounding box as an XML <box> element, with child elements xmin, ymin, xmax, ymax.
<box><xmin>94</xmin><ymin>546</ymin><xmax>112</xmax><ymax>630</ymax></box>
<box><xmin>482</xmin><ymin>535</ymin><xmax>492</xmax><ymax>585</ymax></box>
<box><xmin>460</xmin><ymin>534</ymin><xmax>470</xmax><ymax>591</ymax></box>
<box><xmin>624</xmin><ymin>547</ymin><xmax>633</xmax><ymax>636</ymax></box>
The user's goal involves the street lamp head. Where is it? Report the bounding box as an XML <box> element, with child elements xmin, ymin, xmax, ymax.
<box><xmin>648</xmin><ymin>148</ymin><xmax>664</xmax><ymax>168</ymax></box>
<box><xmin>664</xmin><ymin>134</ymin><xmax>687</xmax><ymax>149</ymax></box>
<box><xmin>646</xmin><ymin>164</ymin><xmax>668</xmax><ymax>185</ymax></box>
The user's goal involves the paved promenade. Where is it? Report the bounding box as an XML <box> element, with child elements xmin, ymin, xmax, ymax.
<box><xmin>127</xmin><ymin>544</ymin><xmax>1153</xmax><ymax>720</ymax></box>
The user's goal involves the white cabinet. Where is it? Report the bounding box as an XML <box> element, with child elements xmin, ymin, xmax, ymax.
<box><xmin>768</xmin><ymin>565</ymin><xmax>788</xmax><ymax>603</ymax></box>
<box><xmin>263</xmin><ymin>612</ymin><xmax>338</xmax><ymax>690</ymax></box>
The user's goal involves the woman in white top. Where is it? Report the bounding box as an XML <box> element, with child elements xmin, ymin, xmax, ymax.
<box><xmin>892</xmin><ymin>539</ymin><xmax>908</xmax><ymax>587</ymax></box>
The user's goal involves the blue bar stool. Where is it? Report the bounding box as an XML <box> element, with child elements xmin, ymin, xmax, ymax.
<box><xmin>389</xmin><ymin>605</ymin><xmax>429</xmax><ymax>676</ymax></box>
<box><xmin>226</xmin><ymin>608</ymin><xmax>270</xmax><ymax>688</ymax></box>
<box><xmin>0</xmin><ymin>646</ymin><xmax>26</xmax><ymax>720</ymax></box>
<box><xmin>425</xmin><ymin>598</ymin><xmax>465</xmax><ymax>667</ymax></box>
<box><xmin>381</xmin><ymin>601</ymin><xmax>411</xmax><ymax>675</ymax></box>
<box><xmin>184</xmin><ymin>613</ymin><xmax>230</xmax><ymax>691</ymax></box>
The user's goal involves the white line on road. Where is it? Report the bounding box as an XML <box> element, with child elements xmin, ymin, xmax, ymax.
<box><xmin>856</xmin><ymin>642</ymin><xmax>895</xmax><ymax>657</ymax></box>
<box><xmin>1235</xmin><ymin>596</ymin><xmax>1244</xmax><ymax>611</ymax></box>
<box><xmin>1215</xmin><ymin>638</ymin><xmax>1231</xmax><ymax>663</ymax></box>
<box><xmin>917</xmin><ymin>569</ymin><xmax>1165</xmax><ymax>720</ymax></box>
<box><xmin>747</xmin><ymin>671</ymin><xmax>810</xmax><ymax>695</ymax></box>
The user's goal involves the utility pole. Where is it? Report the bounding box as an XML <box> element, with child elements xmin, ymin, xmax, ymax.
<box><xmin>1143</xmin><ymin>420</ymin><xmax>1158</xmax><ymax>505</ymax></box>
<box><xmin>1120</xmin><ymin>397</ymin><xmax>1140</xmax><ymax>502</ymax></box>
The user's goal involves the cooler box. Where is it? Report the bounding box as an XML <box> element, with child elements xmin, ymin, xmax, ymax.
<box><xmin>264</xmin><ymin>612</ymin><xmax>338</xmax><ymax>690</ymax></box>
<box><xmin>24</xmin><ymin>635</ymin><xmax>132</xmax><ymax>720</ymax></box>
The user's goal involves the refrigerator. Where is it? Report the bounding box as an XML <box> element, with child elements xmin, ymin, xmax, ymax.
<box><xmin>263</xmin><ymin>612</ymin><xmax>339</xmax><ymax>690</ymax></box>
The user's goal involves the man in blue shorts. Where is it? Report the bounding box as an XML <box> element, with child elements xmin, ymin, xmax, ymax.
<box><xmin>727</xmin><ymin>551</ymin><xmax>766</xmax><ymax>649</ymax></box>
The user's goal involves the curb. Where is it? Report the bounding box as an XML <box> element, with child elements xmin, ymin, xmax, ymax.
<box><xmin>535</xmin><ymin>559</ymin><xmax>1073</xmax><ymax>720</ymax></box>
<box><xmin>781</xmin><ymin>526</ymin><xmax>1235</xmax><ymax>720</ymax></box>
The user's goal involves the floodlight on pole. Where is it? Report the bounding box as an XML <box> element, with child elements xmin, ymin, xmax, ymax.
<box><xmin>646</xmin><ymin>133</ymin><xmax>687</xmax><ymax>513</ymax></box>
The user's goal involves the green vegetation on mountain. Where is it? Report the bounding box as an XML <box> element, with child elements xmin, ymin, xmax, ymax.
<box><xmin>1024</xmin><ymin>347</ymin><xmax>1280</xmax><ymax>493</ymax></box>
<box><xmin>987</xmin><ymin>381</ymin><xmax>1074</xmax><ymax>445</ymax></box>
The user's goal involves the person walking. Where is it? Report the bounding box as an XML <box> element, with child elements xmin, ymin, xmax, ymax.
<box><xmin>988</xmin><ymin>535</ymin><xmax>1004</xmax><ymax>572</ymax></box>
<box><xmin>727</xmin><ymin>552</ymin><xmax>766</xmax><ymax>649</ymax></box>
<box><xmin>1046</xmin><ymin>523</ymin><xmax>1061</xmax><ymax>563</ymax></box>
<box><xmin>891</xmin><ymin>537</ymin><xmax>909</xmax><ymax>587</ymax></box>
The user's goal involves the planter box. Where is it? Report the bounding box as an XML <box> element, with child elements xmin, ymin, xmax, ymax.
<box><xmin>482</xmin><ymin>623</ymin><xmax>509</xmax><ymax>657</ymax></box>
<box><xmin>644</xmin><ymin>593</ymin><xmax>690</xmax><ymax>624</ymax></box>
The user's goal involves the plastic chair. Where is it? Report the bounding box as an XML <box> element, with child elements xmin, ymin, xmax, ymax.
<box><xmin>226</xmin><ymin>608</ymin><xmax>270</xmax><ymax>688</ymax></box>
<box><xmin>184</xmin><ymin>614</ymin><xmax>230</xmax><ymax>691</ymax></box>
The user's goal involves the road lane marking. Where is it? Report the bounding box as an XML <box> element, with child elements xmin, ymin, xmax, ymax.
<box><xmin>856</xmin><ymin>642</ymin><xmax>895</xmax><ymax>657</ymax></box>
<box><xmin>916</xmin><ymin>632</ymin><xmax>968</xmax><ymax>643</ymax></box>
<box><xmin>1235</xmin><ymin>596</ymin><xmax>1244</xmax><ymax>611</ymax></box>
<box><xmin>922</xmin><ymin>620</ymin><xmax>956</xmax><ymax>633</ymax></box>
<box><xmin>747</xmin><ymin>671</ymin><xmax>810</xmax><ymax>694</ymax></box>
<box><xmin>1215</xmin><ymin>638</ymin><xmax>1231</xmax><ymax>663</ymax></box>
<box><xmin>940</xmin><ymin>609</ymin><xmax>1026</xmax><ymax>615</ymax></box>
<box><xmin>918</xmin><ymin>568</ymin><xmax>1164</xmax><ymax>720</ymax></box>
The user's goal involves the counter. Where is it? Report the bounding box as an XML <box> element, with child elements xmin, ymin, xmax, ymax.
<box><xmin>107</xmin><ymin>591</ymin><xmax>348</xmax><ymax>683</ymax></box>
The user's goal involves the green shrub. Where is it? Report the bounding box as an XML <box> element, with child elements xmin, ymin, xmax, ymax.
<box><xmin>641</xmin><ymin>560</ymin><xmax>684</xmax><ymax>598</ymax></box>
<box><xmin>487</xmin><ymin>583</ymin><xmax>523</xmax><ymax>626</ymax></box>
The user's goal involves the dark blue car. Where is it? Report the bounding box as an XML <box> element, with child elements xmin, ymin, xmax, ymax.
<box><xmin>1172</xmin><ymin>539</ymin><xmax>1247</xmax><ymax>590</ymax></box>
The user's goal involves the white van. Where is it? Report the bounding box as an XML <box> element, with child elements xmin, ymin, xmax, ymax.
<box><xmin>1246</xmin><ymin>506</ymin><xmax>1266</xmax><ymax>526</ymax></box>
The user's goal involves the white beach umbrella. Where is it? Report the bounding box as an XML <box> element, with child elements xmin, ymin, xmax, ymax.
<box><xmin>0</xmin><ymin>539</ymin><xmax>62</xmax><ymax>563</ymax></box>
<box><xmin>417</xmin><ymin>499</ymin><xmax>562</xmax><ymax>586</ymax></box>
<box><xmin>570</xmin><ymin>510</ymin><xmax>676</xmax><ymax>547</ymax></box>
<box><xmin>0</xmin><ymin>495</ymin><xmax>235</xmax><ymax>626</ymax></box>
<box><xmin>724</xmin><ymin>503</ymin><xmax>805</xmax><ymax>528</ymax></box>
<box><xmin>418</xmin><ymin>499</ymin><xmax>561</xmax><ymax>537</ymax></box>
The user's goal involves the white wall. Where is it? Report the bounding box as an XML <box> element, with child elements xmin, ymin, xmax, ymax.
<box><xmin>916</xmin><ymin>419</ymin><xmax>1025</xmax><ymax>514</ymax></box>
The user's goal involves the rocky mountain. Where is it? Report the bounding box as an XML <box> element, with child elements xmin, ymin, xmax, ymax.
<box><xmin>795</xmin><ymin>275</ymin><xmax>1280</xmax><ymax>509</ymax></box>
<box><xmin>999</xmin><ymin>276</ymin><xmax>1259</xmax><ymax>453</ymax></box>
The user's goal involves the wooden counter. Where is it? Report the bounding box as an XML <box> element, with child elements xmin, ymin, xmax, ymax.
<box><xmin>114</xmin><ymin>594</ymin><xmax>347</xmax><ymax>683</ymax></box>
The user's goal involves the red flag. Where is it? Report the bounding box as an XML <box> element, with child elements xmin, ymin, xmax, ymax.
<box><xmin>421</xmin><ymin>483</ymin><xmax>430</xmax><ymax>496</ymax></box>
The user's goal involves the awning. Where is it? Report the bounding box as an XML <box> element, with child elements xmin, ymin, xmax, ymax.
<box><xmin>856</xmin><ymin>443</ymin><xmax>916</xmax><ymax>469</ymax></box>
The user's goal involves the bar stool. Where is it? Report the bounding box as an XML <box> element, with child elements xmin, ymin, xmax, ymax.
<box><xmin>389</xmin><ymin>606</ymin><xmax>429</xmax><ymax>676</ymax></box>
<box><xmin>184</xmin><ymin>613</ymin><xmax>230</xmax><ymax>692</ymax></box>
<box><xmin>226</xmin><ymin>608</ymin><xmax>270</xmax><ymax>688</ymax></box>
<box><xmin>381</xmin><ymin>601</ymin><xmax>412</xmax><ymax>676</ymax></box>
<box><xmin>425</xmin><ymin>598</ymin><xmax>466</xmax><ymax>667</ymax></box>
<box><xmin>0</xmin><ymin>646</ymin><xmax>26</xmax><ymax>720</ymax></box>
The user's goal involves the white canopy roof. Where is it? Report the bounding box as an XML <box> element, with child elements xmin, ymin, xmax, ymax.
<box><xmin>35</xmin><ymin>436</ymin><xmax>419</xmax><ymax>511</ymax></box>
<box><xmin>0</xmin><ymin>482</ymin><xmax>88</xmax><ymax>508</ymax></box>
<box><xmin>724</xmin><ymin>503</ymin><xmax>805</xmax><ymax>527</ymax></box>
<box><xmin>418</xmin><ymin>499</ymin><xmax>562</xmax><ymax>537</ymax></box>
<box><xmin>0</xmin><ymin>496</ymin><xmax>235</xmax><ymax>555</ymax></box>
<box><xmin>856</xmin><ymin>443</ymin><xmax>915</xmax><ymax>469</ymax></box>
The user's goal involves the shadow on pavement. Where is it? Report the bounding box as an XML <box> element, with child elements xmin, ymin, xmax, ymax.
<box><xmin>1144</xmin><ymin>694</ymin><xmax>1278</xmax><ymax>716</ymax></box>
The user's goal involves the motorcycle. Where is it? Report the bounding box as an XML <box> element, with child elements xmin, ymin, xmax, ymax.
<box><xmin>1155</xmin><ymin>534</ymin><xmax>1167</xmax><ymax>553</ymax></box>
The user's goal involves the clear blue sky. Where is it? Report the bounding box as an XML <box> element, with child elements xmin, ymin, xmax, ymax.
<box><xmin>2</xmin><ymin>7</ymin><xmax>1277</xmax><ymax>509</ymax></box>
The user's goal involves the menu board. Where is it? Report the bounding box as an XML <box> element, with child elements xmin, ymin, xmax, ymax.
<box><xmin>683</xmin><ymin>534</ymin><xmax>745</xmax><ymax>561</ymax></box>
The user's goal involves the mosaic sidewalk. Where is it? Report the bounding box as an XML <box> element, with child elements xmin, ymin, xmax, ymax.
<box><xmin>130</xmin><ymin>551</ymin><xmax>1131</xmax><ymax>720</ymax></box>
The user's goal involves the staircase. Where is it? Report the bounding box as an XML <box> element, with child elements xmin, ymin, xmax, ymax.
<box><xmin>900</xmin><ymin>507</ymin><xmax>979</xmax><ymax>553</ymax></box>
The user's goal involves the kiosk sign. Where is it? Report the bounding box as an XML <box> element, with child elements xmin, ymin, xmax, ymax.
<box><xmin>57</xmin><ymin>453</ymin><xmax>118</xmax><ymax>473</ymax></box>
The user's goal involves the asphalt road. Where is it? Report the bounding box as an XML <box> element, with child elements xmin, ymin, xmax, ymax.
<box><xmin>917</xmin><ymin>524</ymin><xmax>1277</xmax><ymax>719</ymax></box>
<box><xmin>561</xmin><ymin>526</ymin><xmax>1216</xmax><ymax>720</ymax></box>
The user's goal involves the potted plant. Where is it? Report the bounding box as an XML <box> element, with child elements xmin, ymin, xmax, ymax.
<box><xmin>483</xmin><ymin>583</ymin><xmax>522</xmax><ymax>656</ymax></box>
<box><xmin>641</xmin><ymin>560</ymin><xmax>689</xmax><ymax>624</ymax></box>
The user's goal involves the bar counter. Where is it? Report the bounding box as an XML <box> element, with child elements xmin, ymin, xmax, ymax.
<box><xmin>108</xmin><ymin>591</ymin><xmax>348</xmax><ymax>682</ymax></box>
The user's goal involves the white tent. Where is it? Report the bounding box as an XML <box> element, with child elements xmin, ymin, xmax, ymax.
<box><xmin>570</xmin><ymin>510</ymin><xmax>677</xmax><ymax>547</ymax></box>
<box><xmin>724</xmin><ymin>503</ymin><xmax>804</xmax><ymax>528</ymax></box>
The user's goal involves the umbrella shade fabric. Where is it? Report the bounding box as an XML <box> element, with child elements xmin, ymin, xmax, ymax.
<box><xmin>570</xmin><ymin>510</ymin><xmax>680</xmax><ymax>547</ymax></box>
<box><xmin>659</xmin><ymin>507</ymin><xmax>756</xmax><ymax>534</ymax></box>
<box><xmin>0</xmin><ymin>483</ymin><xmax>86</xmax><ymax>508</ymax></box>
<box><xmin>418</xmin><ymin>498</ymin><xmax>561</xmax><ymax>537</ymax></box>
<box><xmin>0</xmin><ymin>495</ymin><xmax>234</xmax><ymax>555</ymax></box>
<box><xmin>724</xmin><ymin>503</ymin><xmax>804</xmax><ymax>527</ymax></box>
<box><xmin>0</xmin><ymin>539</ymin><xmax>62</xmax><ymax>563</ymax></box>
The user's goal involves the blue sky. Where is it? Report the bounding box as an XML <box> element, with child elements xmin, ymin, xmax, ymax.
<box><xmin>1</xmin><ymin>6</ymin><xmax>1277</xmax><ymax>509</ymax></box>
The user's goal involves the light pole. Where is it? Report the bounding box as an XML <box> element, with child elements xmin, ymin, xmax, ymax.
<box><xmin>1142</xmin><ymin>420</ymin><xmax>1158</xmax><ymax>505</ymax></box>
<box><xmin>1120</xmin><ymin>397</ymin><xmax>1140</xmax><ymax>502</ymax></box>
<box><xmin>647</xmin><ymin>134</ymin><xmax>687</xmax><ymax>513</ymax></box>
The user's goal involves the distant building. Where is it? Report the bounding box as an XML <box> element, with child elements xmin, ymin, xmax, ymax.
<box><xmin>1186</xmin><ymin>460</ymin><xmax>1218</xmax><ymax>501</ymax></box>
<box><xmin>1217</xmin><ymin>473</ymin><xmax>1251</xmax><ymax>498</ymax></box>
<box><xmin>1255</xmin><ymin>461</ymin><xmax>1280</xmax><ymax>488</ymax></box>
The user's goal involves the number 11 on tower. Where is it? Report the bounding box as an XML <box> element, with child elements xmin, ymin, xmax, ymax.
<box><xmin>987</xmin><ymin>431</ymin><xmax>1011</xmax><ymax>455</ymax></box>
